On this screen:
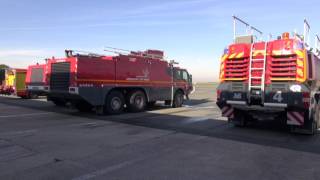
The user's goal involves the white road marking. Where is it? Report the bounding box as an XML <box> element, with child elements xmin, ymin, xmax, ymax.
<box><xmin>182</xmin><ymin>117</ymin><xmax>209</xmax><ymax>124</ymax></box>
<box><xmin>183</xmin><ymin>105</ymin><xmax>216</xmax><ymax>109</ymax></box>
<box><xmin>0</xmin><ymin>129</ymin><xmax>37</xmax><ymax>137</ymax></box>
<box><xmin>72</xmin><ymin>158</ymin><xmax>142</xmax><ymax>180</ymax></box>
<box><xmin>0</xmin><ymin>112</ymin><xmax>53</xmax><ymax>118</ymax></box>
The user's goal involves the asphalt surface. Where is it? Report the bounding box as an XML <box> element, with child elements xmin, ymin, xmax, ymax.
<box><xmin>0</xmin><ymin>83</ymin><xmax>320</xmax><ymax>180</ymax></box>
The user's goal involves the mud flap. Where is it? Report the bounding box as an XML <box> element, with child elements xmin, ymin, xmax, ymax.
<box><xmin>289</xmin><ymin>110</ymin><xmax>317</xmax><ymax>135</ymax></box>
<box><xmin>221</xmin><ymin>106</ymin><xmax>234</xmax><ymax>119</ymax></box>
<box><xmin>287</xmin><ymin>111</ymin><xmax>304</xmax><ymax>126</ymax></box>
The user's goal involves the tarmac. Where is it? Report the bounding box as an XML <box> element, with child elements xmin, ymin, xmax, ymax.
<box><xmin>0</xmin><ymin>83</ymin><xmax>320</xmax><ymax>180</ymax></box>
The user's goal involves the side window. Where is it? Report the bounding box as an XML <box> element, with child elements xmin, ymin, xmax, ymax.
<box><xmin>173</xmin><ymin>69</ymin><xmax>181</xmax><ymax>80</ymax></box>
<box><xmin>182</xmin><ymin>71</ymin><xmax>189</xmax><ymax>81</ymax></box>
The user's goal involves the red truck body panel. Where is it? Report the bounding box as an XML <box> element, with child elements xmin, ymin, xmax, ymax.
<box><xmin>25</xmin><ymin>63</ymin><xmax>49</xmax><ymax>95</ymax></box>
<box><xmin>220</xmin><ymin>38</ymin><xmax>307</xmax><ymax>84</ymax></box>
<box><xmin>76</xmin><ymin>56</ymin><xmax>115</xmax><ymax>86</ymax></box>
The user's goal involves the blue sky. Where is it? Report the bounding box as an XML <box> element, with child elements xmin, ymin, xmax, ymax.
<box><xmin>0</xmin><ymin>0</ymin><xmax>319</xmax><ymax>82</ymax></box>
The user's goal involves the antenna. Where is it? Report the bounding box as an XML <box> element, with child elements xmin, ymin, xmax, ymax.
<box><xmin>104</xmin><ymin>46</ymin><xmax>166</xmax><ymax>60</ymax></box>
<box><xmin>104</xmin><ymin>46</ymin><xmax>132</xmax><ymax>53</ymax></box>
<box><xmin>65</xmin><ymin>49</ymin><xmax>105</xmax><ymax>57</ymax></box>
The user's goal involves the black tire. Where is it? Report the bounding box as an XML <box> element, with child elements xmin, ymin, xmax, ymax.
<box><xmin>232</xmin><ymin>109</ymin><xmax>247</xmax><ymax>127</ymax></box>
<box><xmin>30</xmin><ymin>93</ymin><xmax>39</xmax><ymax>99</ymax></box>
<box><xmin>52</xmin><ymin>99</ymin><xmax>67</xmax><ymax>107</ymax></box>
<box><xmin>127</xmin><ymin>90</ymin><xmax>147</xmax><ymax>112</ymax></box>
<box><xmin>172</xmin><ymin>91</ymin><xmax>184</xmax><ymax>108</ymax></box>
<box><xmin>147</xmin><ymin>101</ymin><xmax>156</xmax><ymax>108</ymax></box>
<box><xmin>104</xmin><ymin>91</ymin><xmax>125</xmax><ymax>114</ymax></box>
<box><xmin>75</xmin><ymin>101</ymin><xmax>93</xmax><ymax>112</ymax></box>
<box><xmin>309</xmin><ymin>106</ymin><xmax>320</xmax><ymax>135</ymax></box>
<box><xmin>164</xmin><ymin>100</ymin><xmax>171</xmax><ymax>106</ymax></box>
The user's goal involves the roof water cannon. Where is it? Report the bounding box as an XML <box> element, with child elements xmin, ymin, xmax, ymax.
<box><xmin>169</xmin><ymin>60</ymin><xmax>179</xmax><ymax>66</ymax></box>
<box><xmin>282</xmin><ymin>32</ymin><xmax>290</xmax><ymax>40</ymax></box>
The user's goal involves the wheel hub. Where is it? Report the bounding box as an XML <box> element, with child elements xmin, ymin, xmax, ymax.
<box><xmin>111</xmin><ymin>97</ymin><xmax>121</xmax><ymax>110</ymax></box>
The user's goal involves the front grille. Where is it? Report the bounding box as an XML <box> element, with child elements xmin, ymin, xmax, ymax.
<box><xmin>50</xmin><ymin>62</ymin><xmax>70</xmax><ymax>91</ymax></box>
<box><xmin>30</xmin><ymin>68</ymin><xmax>44</xmax><ymax>84</ymax></box>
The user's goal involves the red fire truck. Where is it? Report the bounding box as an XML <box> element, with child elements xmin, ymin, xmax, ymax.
<box><xmin>47</xmin><ymin>49</ymin><xmax>193</xmax><ymax>114</ymax></box>
<box><xmin>217</xmin><ymin>17</ymin><xmax>320</xmax><ymax>134</ymax></box>
<box><xmin>26</xmin><ymin>63</ymin><xmax>48</xmax><ymax>98</ymax></box>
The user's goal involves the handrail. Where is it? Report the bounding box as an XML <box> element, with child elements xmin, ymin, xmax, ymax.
<box><xmin>303</xmin><ymin>19</ymin><xmax>311</xmax><ymax>48</ymax></box>
<box><xmin>315</xmin><ymin>35</ymin><xmax>320</xmax><ymax>55</ymax></box>
<box><xmin>233</xmin><ymin>15</ymin><xmax>263</xmax><ymax>42</ymax></box>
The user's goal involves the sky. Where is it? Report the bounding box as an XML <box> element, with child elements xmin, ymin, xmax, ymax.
<box><xmin>0</xmin><ymin>0</ymin><xmax>320</xmax><ymax>82</ymax></box>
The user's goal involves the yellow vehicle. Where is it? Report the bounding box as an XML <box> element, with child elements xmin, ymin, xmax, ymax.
<box><xmin>0</xmin><ymin>68</ymin><xmax>28</xmax><ymax>98</ymax></box>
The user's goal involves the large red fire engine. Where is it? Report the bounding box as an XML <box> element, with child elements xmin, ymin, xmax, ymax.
<box><xmin>47</xmin><ymin>49</ymin><xmax>193</xmax><ymax>114</ymax></box>
<box><xmin>217</xmin><ymin>17</ymin><xmax>320</xmax><ymax>134</ymax></box>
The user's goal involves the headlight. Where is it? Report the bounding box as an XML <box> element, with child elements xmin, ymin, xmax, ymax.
<box><xmin>290</xmin><ymin>85</ymin><xmax>302</xmax><ymax>92</ymax></box>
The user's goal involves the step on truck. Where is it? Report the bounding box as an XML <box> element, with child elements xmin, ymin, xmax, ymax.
<box><xmin>0</xmin><ymin>68</ymin><xmax>29</xmax><ymax>98</ymax></box>
<box><xmin>26</xmin><ymin>63</ymin><xmax>48</xmax><ymax>98</ymax></box>
<box><xmin>47</xmin><ymin>49</ymin><xmax>193</xmax><ymax>114</ymax></box>
<box><xmin>216</xmin><ymin>16</ymin><xmax>320</xmax><ymax>134</ymax></box>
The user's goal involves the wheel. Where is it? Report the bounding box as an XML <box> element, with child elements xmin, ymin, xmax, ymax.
<box><xmin>127</xmin><ymin>90</ymin><xmax>147</xmax><ymax>112</ymax></box>
<box><xmin>314</xmin><ymin>105</ymin><xmax>320</xmax><ymax>130</ymax></box>
<box><xmin>172</xmin><ymin>91</ymin><xmax>184</xmax><ymax>108</ymax></box>
<box><xmin>147</xmin><ymin>101</ymin><xmax>156</xmax><ymax>108</ymax></box>
<box><xmin>30</xmin><ymin>93</ymin><xmax>39</xmax><ymax>99</ymax></box>
<box><xmin>231</xmin><ymin>109</ymin><xmax>247</xmax><ymax>127</ymax></box>
<box><xmin>25</xmin><ymin>92</ymin><xmax>38</xmax><ymax>99</ymax></box>
<box><xmin>164</xmin><ymin>100</ymin><xmax>171</xmax><ymax>106</ymax></box>
<box><xmin>309</xmin><ymin>105</ymin><xmax>320</xmax><ymax>134</ymax></box>
<box><xmin>75</xmin><ymin>101</ymin><xmax>93</xmax><ymax>112</ymax></box>
<box><xmin>104</xmin><ymin>91</ymin><xmax>125</xmax><ymax>114</ymax></box>
<box><xmin>52</xmin><ymin>99</ymin><xmax>67</xmax><ymax>106</ymax></box>
<box><xmin>291</xmin><ymin>108</ymin><xmax>319</xmax><ymax>135</ymax></box>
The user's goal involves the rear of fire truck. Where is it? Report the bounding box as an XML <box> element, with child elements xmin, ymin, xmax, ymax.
<box><xmin>216</xmin><ymin>17</ymin><xmax>320</xmax><ymax>134</ymax></box>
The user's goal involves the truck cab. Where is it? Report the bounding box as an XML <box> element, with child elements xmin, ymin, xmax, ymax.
<box><xmin>173</xmin><ymin>67</ymin><xmax>193</xmax><ymax>98</ymax></box>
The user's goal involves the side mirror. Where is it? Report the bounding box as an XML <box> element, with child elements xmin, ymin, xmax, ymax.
<box><xmin>189</xmin><ymin>75</ymin><xmax>193</xmax><ymax>83</ymax></box>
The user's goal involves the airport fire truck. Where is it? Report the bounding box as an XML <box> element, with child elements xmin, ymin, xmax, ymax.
<box><xmin>47</xmin><ymin>49</ymin><xmax>193</xmax><ymax>114</ymax></box>
<box><xmin>26</xmin><ymin>63</ymin><xmax>48</xmax><ymax>97</ymax></box>
<box><xmin>216</xmin><ymin>17</ymin><xmax>320</xmax><ymax>134</ymax></box>
<box><xmin>0</xmin><ymin>68</ymin><xmax>29</xmax><ymax>98</ymax></box>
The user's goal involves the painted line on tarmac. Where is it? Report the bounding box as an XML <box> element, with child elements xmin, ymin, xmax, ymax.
<box><xmin>183</xmin><ymin>105</ymin><xmax>216</xmax><ymax>109</ymax></box>
<box><xmin>0</xmin><ymin>112</ymin><xmax>53</xmax><ymax>118</ymax></box>
<box><xmin>0</xmin><ymin>129</ymin><xmax>37</xmax><ymax>137</ymax></box>
<box><xmin>182</xmin><ymin>117</ymin><xmax>210</xmax><ymax>124</ymax></box>
<box><xmin>72</xmin><ymin>158</ymin><xmax>143</xmax><ymax>180</ymax></box>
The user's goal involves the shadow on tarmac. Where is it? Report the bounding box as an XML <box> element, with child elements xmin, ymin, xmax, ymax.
<box><xmin>0</xmin><ymin>96</ymin><xmax>320</xmax><ymax>155</ymax></box>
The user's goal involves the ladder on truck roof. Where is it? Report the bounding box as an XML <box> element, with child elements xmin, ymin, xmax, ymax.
<box><xmin>248</xmin><ymin>42</ymin><xmax>268</xmax><ymax>104</ymax></box>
